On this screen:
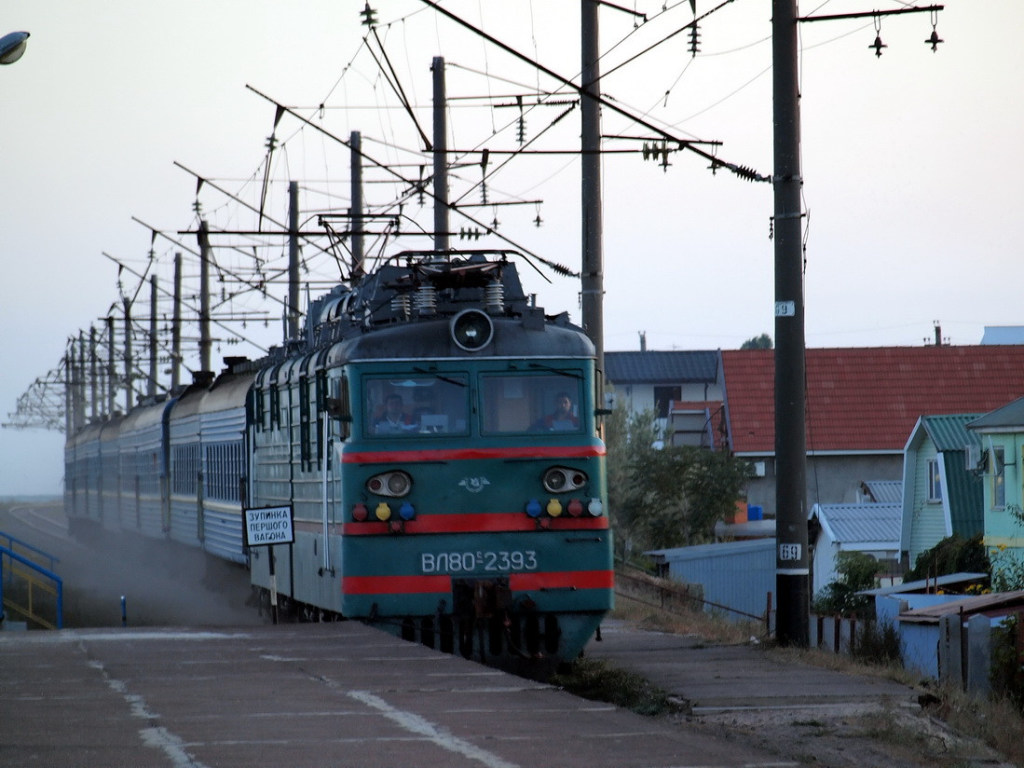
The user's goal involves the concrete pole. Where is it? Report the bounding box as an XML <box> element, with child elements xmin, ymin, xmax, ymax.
<box><xmin>350</xmin><ymin>131</ymin><xmax>364</xmax><ymax>280</ymax></box>
<box><xmin>148</xmin><ymin>276</ymin><xmax>158</xmax><ymax>398</ymax></box>
<box><xmin>288</xmin><ymin>180</ymin><xmax>300</xmax><ymax>341</ymax></box>
<box><xmin>772</xmin><ymin>0</ymin><xmax>809</xmax><ymax>647</ymax></box>
<box><xmin>89</xmin><ymin>326</ymin><xmax>98</xmax><ymax>420</ymax></box>
<box><xmin>171</xmin><ymin>253</ymin><xmax>182</xmax><ymax>392</ymax></box>
<box><xmin>106</xmin><ymin>316</ymin><xmax>115</xmax><ymax>416</ymax></box>
<box><xmin>123</xmin><ymin>300</ymin><xmax>133</xmax><ymax>413</ymax></box>
<box><xmin>581</xmin><ymin>0</ymin><xmax>605</xmax><ymax>412</ymax></box>
<box><xmin>198</xmin><ymin>220</ymin><xmax>212</xmax><ymax>373</ymax></box>
<box><xmin>432</xmin><ymin>57</ymin><xmax>449</xmax><ymax>255</ymax></box>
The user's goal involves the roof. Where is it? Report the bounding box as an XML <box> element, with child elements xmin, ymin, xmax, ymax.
<box><xmin>861</xmin><ymin>572</ymin><xmax>989</xmax><ymax>596</ymax></box>
<box><xmin>721</xmin><ymin>346</ymin><xmax>1024</xmax><ymax>454</ymax></box>
<box><xmin>981</xmin><ymin>326</ymin><xmax>1024</xmax><ymax>345</ymax></box>
<box><xmin>920</xmin><ymin>414</ymin><xmax>983</xmax><ymax>452</ymax></box>
<box><xmin>605</xmin><ymin>350</ymin><xmax>720</xmax><ymax>385</ymax></box>
<box><xmin>861</xmin><ymin>480</ymin><xmax>902</xmax><ymax>504</ymax></box>
<box><xmin>898</xmin><ymin>590</ymin><xmax>1024</xmax><ymax>624</ymax></box>
<box><xmin>646</xmin><ymin>537</ymin><xmax>774</xmax><ymax>562</ymax></box>
<box><xmin>969</xmin><ymin>395</ymin><xmax>1024</xmax><ymax>431</ymax></box>
<box><xmin>810</xmin><ymin>503</ymin><xmax>902</xmax><ymax>546</ymax></box>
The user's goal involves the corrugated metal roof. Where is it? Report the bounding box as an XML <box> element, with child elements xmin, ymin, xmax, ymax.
<box><xmin>969</xmin><ymin>395</ymin><xmax>1024</xmax><ymax>430</ymax></box>
<box><xmin>922</xmin><ymin>414</ymin><xmax>983</xmax><ymax>451</ymax></box>
<box><xmin>898</xmin><ymin>590</ymin><xmax>1024</xmax><ymax>624</ymax></box>
<box><xmin>862</xmin><ymin>480</ymin><xmax>902</xmax><ymax>504</ymax></box>
<box><xmin>722</xmin><ymin>346</ymin><xmax>1024</xmax><ymax>454</ymax></box>
<box><xmin>811</xmin><ymin>503</ymin><xmax>902</xmax><ymax>545</ymax></box>
<box><xmin>605</xmin><ymin>350</ymin><xmax>719</xmax><ymax>384</ymax></box>
<box><xmin>647</xmin><ymin>537</ymin><xmax>774</xmax><ymax>561</ymax></box>
<box><xmin>861</xmin><ymin>572</ymin><xmax>988</xmax><ymax>596</ymax></box>
<box><xmin>942</xmin><ymin>450</ymin><xmax>984</xmax><ymax>537</ymax></box>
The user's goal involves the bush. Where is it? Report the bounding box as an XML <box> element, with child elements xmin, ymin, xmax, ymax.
<box><xmin>852</xmin><ymin>620</ymin><xmax>902</xmax><ymax>666</ymax></box>
<box><xmin>904</xmin><ymin>534</ymin><xmax>989</xmax><ymax>583</ymax></box>
<box><xmin>812</xmin><ymin>551</ymin><xmax>881</xmax><ymax>618</ymax></box>
<box><xmin>990</xmin><ymin>614</ymin><xmax>1024</xmax><ymax>714</ymax></box>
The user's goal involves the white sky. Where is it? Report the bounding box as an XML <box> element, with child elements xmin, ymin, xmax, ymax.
<box><xmin>1</xmin><ymin>0</ymin><xmax>1021</xmax><ymax>495</ymax></box>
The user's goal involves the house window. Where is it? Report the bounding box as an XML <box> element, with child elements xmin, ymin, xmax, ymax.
<box><xmin>993</xmin><ymin>446</ymin><xmax>1005</xmax><ymax>508</ymax></box>
<box><xmin>927</xmin><ymin>458</ymin><xmax>942</xmax><ymax>502</ymax></box>
<box><xmin>653</xmin><ymin>385</ymin><xmax>681</xmax><ymax>419</ymax></box>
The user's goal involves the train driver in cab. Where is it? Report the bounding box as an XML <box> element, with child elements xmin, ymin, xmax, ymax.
<box><xmin>533</xmin><ymin>391</ymin><xmax>579</xmax><ymax>431</ymax></box>
<box><xmin>375</xmin><ymin>393</ymin><xmax>415</xmax><ymax>434</ymax></box>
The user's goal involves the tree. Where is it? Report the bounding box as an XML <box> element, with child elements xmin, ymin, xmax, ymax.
<box><xmin>740</xmin><ymin>333</ymin><xmax>773</xmax><ymax>350</ymax></box>
<box><xmin>812</xmin><ymin>551</ymin><xmax>882</xmax><ymax>618</ymax></box>
<box><xmin>605</xmin><ymin>401</ymin><xmax>752</xmax><ymax>555</ymax></box>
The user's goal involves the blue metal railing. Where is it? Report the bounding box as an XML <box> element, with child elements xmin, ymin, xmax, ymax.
<box><xmin>0</xmin><ymin>531</ymin><xmax>63</xmax><ymax>630</ymax></box>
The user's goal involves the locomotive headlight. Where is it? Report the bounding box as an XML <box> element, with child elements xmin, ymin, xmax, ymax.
<box><xmin>367</xmin><ymin>470</ymin><xmax>412</xmax><ymax>498</ymax></box>
<box><xmin>542</xmin><ymin>466</ymin><xmax>588</xmax><ymax>494</ymax></box>
<box><xmin>450</xmin><ymin>309</ymin><xmax>494</xmax><ymax>351</ymax></box>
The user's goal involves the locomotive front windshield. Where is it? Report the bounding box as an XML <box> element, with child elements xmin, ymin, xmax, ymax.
<box><xmin>364</xmin><ymin>374</ymin><xmax>469</xmax><ymax>436</ymax></box>
<box><xmin>363</xmin><ymin>370</ymin><xmax>584</xmax><ymax>437</ymax></box>
<box><xmin>480</xmin><ymin>373</ymin><xmax>582</xmax><ymax>434</ymax></box>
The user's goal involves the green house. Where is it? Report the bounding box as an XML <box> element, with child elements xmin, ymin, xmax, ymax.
<box><xmin>900</xmin><ymin>414</ymin><xmax>984</xmax><ymax>570</ymax></box>
<box><xmin>968</xmin><ymin>397</ymin><xmax>1024</xmax><ymax>573</ymax></box>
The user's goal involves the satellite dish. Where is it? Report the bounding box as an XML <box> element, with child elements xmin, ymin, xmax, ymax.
<box><xmin>0</xmin><ymin>31</ymin><xmax>29</xmax><ymax>65</ymax></box>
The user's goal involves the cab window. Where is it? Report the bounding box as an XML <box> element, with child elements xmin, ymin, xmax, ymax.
<box><xmin>363</xmin><ymin>374</ymin><xmax>468</xmax><ymax>437</ymax></box>
<box><xmin>481</xmin><ymin>373</ymin><xmax>582</xmax><ymax>435</ymax></box>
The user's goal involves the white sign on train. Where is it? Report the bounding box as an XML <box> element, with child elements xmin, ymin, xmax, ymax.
<box><xmin>243</xmin><ymin>505</ymin><xmax>294</xmax><ymax>547</ymax></box>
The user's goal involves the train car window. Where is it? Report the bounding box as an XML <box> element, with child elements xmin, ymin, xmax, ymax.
<box><xmin>480</xmin><ymin>373</ymin><xmax>583</xmax><ymax>435</ymax></box>
<box><xmin>364</xmin><ymin>374</ymin><xmax>469</xmax><ymax>438</ymax></box>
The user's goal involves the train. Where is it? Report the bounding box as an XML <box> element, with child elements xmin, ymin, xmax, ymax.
<box><xmin>65</xmin><ymin>250</ymin><xmax>614</xmax><ymax>666</ymax></box>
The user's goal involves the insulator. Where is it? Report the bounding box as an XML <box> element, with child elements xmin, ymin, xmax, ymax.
<box><xmin>485</xmin><ymin>280</ymin><xmax>504</xmax><ymax>314</ymax></box>
<box><xmin>390</xmin><ymin>294</ymin><xmax>411</xmax><ymax>320</ymax></box>
<box><xmin>360</xmin><ymin>2</ymin><xmax>377</xmax><ymax>27</ymax></box>
<box><xmin>414</xmin><ymin>284</ymin><xmax>437</xmax><ymax>316</ymax></box>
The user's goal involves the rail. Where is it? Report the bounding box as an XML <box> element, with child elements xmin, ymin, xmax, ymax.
<box><xmin>1</xmin><ymin>530</ymin><xmax>60</xmax><ymax>572</ymax></box>
<box><xmin>0</xmin><ymin>532</ymin><xmax>63</xmax><ymax>630</ymax></box>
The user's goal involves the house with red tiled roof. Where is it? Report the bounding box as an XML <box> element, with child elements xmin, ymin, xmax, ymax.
<box><xmin>720</xmin><ymin>346</ymin><xmax>1024</xmax><ymax>519</ymax></box>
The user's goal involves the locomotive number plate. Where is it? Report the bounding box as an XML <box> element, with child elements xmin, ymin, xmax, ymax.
<box><xmin>421</xmin><ymin>550</ymin><xmax>538</xmax><ymax>574</ymax></box>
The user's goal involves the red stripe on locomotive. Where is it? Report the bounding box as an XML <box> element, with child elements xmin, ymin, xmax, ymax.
<box><xmin>342</xmin><ymin>569</ymin><xmax>614</xmax><ymax>595</ymax></box>
<box><xmin>340</xmin><ymin>512</ymin><xmax>608</xmax><ymax>535</ymax></box>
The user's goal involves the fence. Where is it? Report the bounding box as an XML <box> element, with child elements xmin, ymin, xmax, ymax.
<box><xmin>615</xmin><ymin>568</ymin><xmax>774</xmax><ymax>635</ymax></box>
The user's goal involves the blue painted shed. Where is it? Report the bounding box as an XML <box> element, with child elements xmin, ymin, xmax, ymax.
<box><xmin>645</xmin><ymin>538</ymin><xmax>775</xmax><ymax>622</ymax></box>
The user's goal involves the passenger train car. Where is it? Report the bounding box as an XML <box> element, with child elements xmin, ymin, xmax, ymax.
<box><xmin>65</xmin><ymin>251</ymin><xmax>613</xmax><ymax>665</ymax></box>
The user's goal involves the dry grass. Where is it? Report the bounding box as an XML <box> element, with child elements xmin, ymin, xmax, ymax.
<box><xmin>610</xmin><ymin>590</ymin><xmax>763</xmax><ymax>646</ymax></box>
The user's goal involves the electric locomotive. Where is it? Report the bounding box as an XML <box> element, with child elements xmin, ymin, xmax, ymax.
<box><xmin>247</xmin><ymin>250</ymin><xmax>614</xmax><ymax>664</ymax></box>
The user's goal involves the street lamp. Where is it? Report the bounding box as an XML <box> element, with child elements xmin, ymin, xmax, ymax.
<box><xmin>0</xmin><ymin>31</ymin><xmax>29</xmax><ymax>65</ymax></box>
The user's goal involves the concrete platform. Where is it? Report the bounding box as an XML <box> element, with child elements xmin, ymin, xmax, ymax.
<box><xmin>586</xmin><ymin>620</ymin><xmax>920</xmax><ymax>715</ymax></box>
<box><xmin>0</xmin><ymin>622</ymin><xmax>795</xmax><ymax>768</ymax></box>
